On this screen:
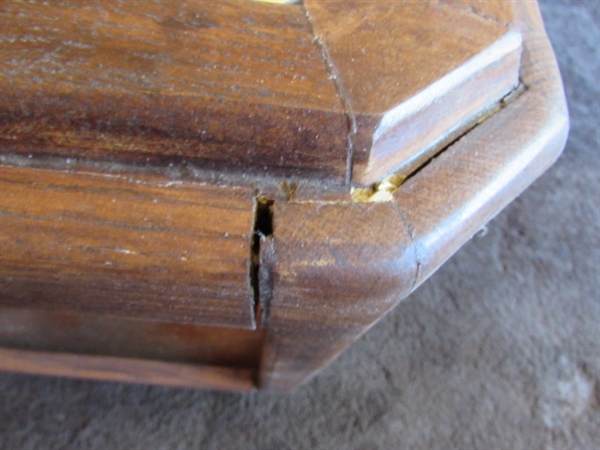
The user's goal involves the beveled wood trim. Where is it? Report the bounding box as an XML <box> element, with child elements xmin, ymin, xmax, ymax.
<box><xmin>303</xmin><ymin>0</ymin><xmax>522</xmax><ymax>184</ymax></box>
<box><xmin>0</xmin><ymin>347</ymin><xmax>256</xmax><ymax>391</ymax></box>
<box><xmin>392</xmin><ymin>0</ymin><xmax>569</xmax><ymax>291</ymax></box>
<box><xmin>0</xmin><ymin>0</ymin><xmax>348</xmax><ymax>181</ymax></box>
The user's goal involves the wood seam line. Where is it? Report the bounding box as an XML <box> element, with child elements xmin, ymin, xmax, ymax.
<box><xmin>301</xmin><ymin>2</ymin><xmax>357</xmax><ymax>185</ymax></box>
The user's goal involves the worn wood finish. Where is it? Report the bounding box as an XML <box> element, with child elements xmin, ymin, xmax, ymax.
<box><xmin>0</xmin><ymin>307</ymin><xmax>265</xmax><ymax>368</ymax></box>
<box><xmin>259</xmin><ymin>0</ymin><xmax>568</xmax><ymax>391</ymax></box>
<box><xmin>0</xmin><ymin>347</ymin><xmax>256</xmax><ymax>391</ymax></box>
<box><xmin>0</xmin><ymin>0</ymin><xmax>521</xmax><ymax>184</ymax></box>
<box><xmin>0</xmin><ymin>166</ymin><xmax>256</xmax><ymax>328</ymax></box>
<box><xmin>304</xmin><ymin>0</ymin><xmax>521</xmax><ymax>184</ymax></box>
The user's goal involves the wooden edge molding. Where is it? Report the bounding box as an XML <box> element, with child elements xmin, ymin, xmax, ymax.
<box><xmin>0</xmin><ymin>347</ymin><xmax>256</xmax><ymax>392</ymax></box>
<box><xmin>258</xmin><ymin>0</ymin><xmax>568</xmax><ymax>392</ymax></box>
<box><xmin>355</xmin><ymin>28</ymin><xmax>522</xmax><ymax>184</ymax></box>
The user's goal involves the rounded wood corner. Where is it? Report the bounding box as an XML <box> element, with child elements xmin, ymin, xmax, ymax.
<box><xmin>258</xmin><ymin>0</ymin><xmax>570</xmax><ymax>393</ymax></box>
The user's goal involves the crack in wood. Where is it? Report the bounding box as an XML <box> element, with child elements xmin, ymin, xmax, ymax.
<box><xmin>250</xmin><ymin>195</ymin><xmax>274</xmax><ymax>328</ymax></box>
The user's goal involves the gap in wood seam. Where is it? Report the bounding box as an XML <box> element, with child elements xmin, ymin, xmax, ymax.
<box><xmin>250</xmin><ymin>195</ymin><xmax>274</xmax><ymax>328</ymax></box>
<box><xmin>351</xmin><ymin>82</ymin><xmax>527</xmax><ymax>203</ymax></box>
<box><xmin>398</xmin><ymin>82</ymin><xmax>528</xmax><ymax>186</ymax></box>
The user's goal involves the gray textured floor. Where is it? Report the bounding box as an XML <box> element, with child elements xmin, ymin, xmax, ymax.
<box><xmin>1</xmin><ymin>1</ymin><xmax>598</xmax><ymax>449</ymax></box>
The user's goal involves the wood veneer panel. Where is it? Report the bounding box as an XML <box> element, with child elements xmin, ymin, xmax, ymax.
<box><xmin>0</xmin><ymin>0</ymin><xmax>347</xmax><ymax>180</ymax></box>
<box><xmin>0</xmin><ymin>166</ymin><xmax>256</xmax><ymax>328</ymax></box>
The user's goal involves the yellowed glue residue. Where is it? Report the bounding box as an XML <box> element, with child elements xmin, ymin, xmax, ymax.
<box><xmin>351</xmin><ymin>174</ymin><xmax>406</xmax><ymax>203</ymax></box>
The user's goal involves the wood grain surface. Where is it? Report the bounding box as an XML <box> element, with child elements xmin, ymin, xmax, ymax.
<box><xmin>392</xmin><ymin>0</ymin><xmax>569</xmax><ymax>291</ymax></box>
<box><xmin>258</xmin><ymin>201</ymin><xmax>416</xmax><ymax>390</ymax></box>
<box><xmin>259</xmin><ymin>0</ymin><xmax>568</xmax><ymax>391</ymax></box>
<box><xmin>0</xmin><ymin>0</ymin><xmax>348</xmax><ymax>180</ymax></box>
<box><xmin>0</xmin><ymin>166</ymin><xmax>257</xmax><ymax>328</ymax></box>
<box><xmin>0</xmin><ymin>0</ymin><xmax>568</xmax><ymax>391</ymax></box>
<box><xmin>304</xmin><ymin>0</ymin><xmax>521</xmax><ymax>183</ymax></box>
